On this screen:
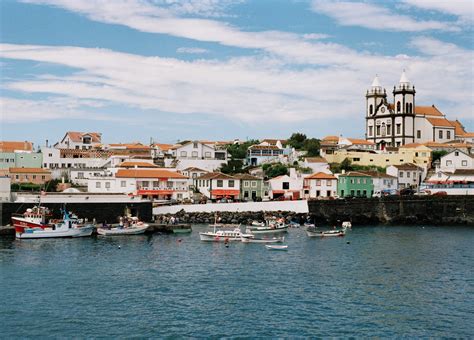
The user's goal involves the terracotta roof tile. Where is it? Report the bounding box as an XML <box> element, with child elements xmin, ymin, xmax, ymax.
<box><xmin>116</xmin><ymin>169</ymin><xmax>187</xmax><ymax>179</ymax></box>
<box><xmin>305</xmin><ymin>157</ymin><xmax>328</xmax><ymax>163</ymax></box>
<box><xmin>0</xmin><ymin>141</ymin><xmax>33</xmax><ymax>152</ymax></box>
<box><xmin>391</xmin><ymin>163</ymin><xmax>422</xmax><ymax>170</ymax></box>
<box><xmin>306</xmin><ymin>172</ymin><xmax>336</xmax><ymax>180</ymax></box>
<box><xmin>9</xmin><ymin>167</ymin><xmax>51</xmax><ymax>174</ymax></box>
<box><xmin>426</xmin><ymin>118</ymin><xmax>455</xmax><ymax>128</ymax></box>
<box><xmin>415</xmin><ymin>105</ymin><xmax>444</xmax><ymax>117</ymax></box>
<box><xmin>152</xmin><ymin>143</ymin><xmax>174</xmax><ymax>151</ymax></box>
<box><xmin>118</xmin><ymin>161</ymin><xmax>158</xmax><ymax>168</ymax></box>
<box><xmin>66</xmin><ymin>132</ymin><xmax>101</xmax><ymax>143</ymax></box>
<box><xmin>196</xmin><ymin>172</ymin><xmax>236</xmax><ymax>180</ymax></box>
<box><xmin>347</xmin><ymin>138</ymin><xmax>374</xmax><ymax>145</ymax></box>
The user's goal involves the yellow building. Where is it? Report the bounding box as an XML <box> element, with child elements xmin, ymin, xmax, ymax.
<box><xmin>324</xmin><ymin>144</ymin><xmax>431</xmax><ymax>168</ymax></box>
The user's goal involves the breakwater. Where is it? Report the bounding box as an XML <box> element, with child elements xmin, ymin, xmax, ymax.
<box><xmin>155</xmin><ymin>196</ymin><xmax>474</xmax><ymax>226</ymax></box>
<box><xmin>0</xmin><ymin>202</ymin><xmax>153</xmax><ymax>226</ymax></box>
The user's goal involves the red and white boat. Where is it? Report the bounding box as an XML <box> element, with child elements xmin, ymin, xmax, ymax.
<box><xmin>12</xmin><ymin>206</ymin><xmax>94</xmax><ymax>239</ymax></box>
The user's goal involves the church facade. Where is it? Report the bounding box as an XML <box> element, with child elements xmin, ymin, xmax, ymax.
<box><xmin>365</xmin><ymin>71</ymin><xmax>465</xmax><ymax>150</ymax></box>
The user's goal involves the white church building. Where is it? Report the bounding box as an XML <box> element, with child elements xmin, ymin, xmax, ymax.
<box><xmin>365</xmin><ymin>71</ymin><xmax>468</xmax><ymax>150</ymax></box>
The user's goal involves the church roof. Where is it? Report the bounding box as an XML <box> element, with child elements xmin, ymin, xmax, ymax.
<box><xmin>449</xmin><ymin>120</ymin><xmax>467</xmax><ymax>136</ymax></box>
<box><xmin>415</xmin><ymin>105</ymin><xmax>444</xmax><ymax>117</ymax></box>
<box><xmin>399</xmin><ymin>70</ymin><xmax>410</xmax><ymax>84</ymax></box>
<box><xmin>426</xmin><ymin>117</ymin><xmax>455</xmax><ymax>128</ymax></box>
<box><xmin>371</xmin><ymin>75</ymin><xmax>382</xmax><ymax>88</ymax></box>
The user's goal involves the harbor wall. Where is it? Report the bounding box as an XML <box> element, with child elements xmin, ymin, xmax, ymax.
<box><xmin>0</xmin><ymin>202</ymin><xmax>153</xmax><ymax>226</ymax></box>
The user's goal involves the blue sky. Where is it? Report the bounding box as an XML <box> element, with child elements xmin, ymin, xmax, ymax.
<box><xmin>1</xmin><ymin>0</ymin><xmax>473</xmax><ymax>147</ymax></box>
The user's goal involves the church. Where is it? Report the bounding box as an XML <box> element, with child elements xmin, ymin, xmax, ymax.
<box><xmin>365</xmin><ymin>71</ymin><xmax>469</xmax><ymax>150</ymax></box>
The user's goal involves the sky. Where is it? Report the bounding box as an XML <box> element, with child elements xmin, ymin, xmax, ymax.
<box><xmin>1</xmin><ymin>0</ymin><xmax>473</xmax><ymax>147</ymax></box>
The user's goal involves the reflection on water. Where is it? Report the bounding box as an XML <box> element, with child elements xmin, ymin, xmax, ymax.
<box><xmin>0</xmin><ymin>225</ymin><xmax>473</xmax><ymax>337</ymax></box>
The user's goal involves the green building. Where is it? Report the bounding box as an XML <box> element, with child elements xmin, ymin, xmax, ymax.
<box><xmin>337</xmin><ymin>171</ymin><xmax>374</xmax><ymax>198</ymax></box>
<box><xmin>0</xmin><ymin>152</ymin><xmax>43</xmax><ymax>169</ymax></box>
<box><xmin>234</xmin><ymin>174</ymin><xmax>268</xmax><ymax>201</ymax></box>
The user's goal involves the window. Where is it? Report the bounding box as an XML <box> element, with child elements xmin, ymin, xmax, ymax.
<box><xmin>217</xmin><ymin>180</ymin><xmax>223</xmax><ymax>187</ymax></box>
<box><xmin>48</xmin><ymin>153</ymin><xmax>52</xmax><ymax>157</ymax></box>
<box><xmin>121</xmin><ymin>181</ymin><xmax>126</xmax><ymax>187</ymax></box>
<box><xmin>387</xmin><ymin>125</ymin><xmax>391</xmax><ymax>135</ymax></box>
<box><xmin>350</xmin><ymin>179</ymin><xmax>354</xmax><ymax>184</ymax></box>
<box><xmin>462</xmin><ymin>160</ymin><xmax>467</xmax><ymax>166</ymax></box>
<box><xmin>205</xmin><ymin>152</ymin><xmax>211</xmax><ymax>158</ymax></box>
<box><xmin>282</xmin><ymin>182</ymin><xmax>289</xmax><ymax>190</ymax></box>
<box><xmin>455</xmin><ymin>151</ymin><xmax>459</xmax><ymax>156</ymax></box>
<box><xmin>447</xmin><ymin>131</ymin><xmax>451</xmax><ymax>139</ymax></box>
<box><xmin>407</xmin><ymin>172</ymin><xmax>410</xmax><ymax>178</ymax></box>
<box><xmin>357</xmin><ymin>178</ymin><xmax>361</xmax><ymax>184</ymax></box>
<box><xmin>396</xmin><ymin>101</ymin><xmax>401</xmax><ymax>112</ymax></box>
<box><xmin>369</xmin><ymin>104</ymin><xmax>373</xmax><ymax>115</ymax></box>
<box><xmin>439</xmin><ymin>130</ymin><xmax>443</xmax><ymax>139</ymax></box>
<box><xmin>78</xmin><ymin>172</ymin><xmax>84</xmax><ymax>179</ymax></box>
<box><xmin>142</xmin><ymin>181</ymin><xmax>149</xmax><ymax>188</ymax></box>
<box><xmin>326</xmin><ymin>180</ymin><xmax>332</xmax><ymax>186</ymax></box>
<box><xmin>153</xmin><ymin>181</ymin><xmax>159</xmax><ymax>187</ymax></box>
<box><xmin>244</xmin><ymin>181</ymin><xmax>250</xmax><ymax>187</ymax></box>
<box><xmin>356</xmin><ymin>190</ymin><xmax>361</xmax><ymax>197</ymax></box>
<box><xmin>396</xmin><ymin>124</ymin><xmax>401</xmax><ymax>134</ymax></box>
<box><xmin>316</xmin><ymin>180</ymin><xmax>321</xmax><ymax>186</ymax></box>
<box><xmin>33</xmin><ymin>175</ymin><xmax>36</xmax><ymax>179</ymax></box>
<box><xmin>167</xmin><ymin>182</ymin><xmax>173</xmax><ymax>189</ymax></box>
<box><xmin>405</xmin><ymin>103</ymin><xmax>409</xmax><ymax>113</ymax></box>
<box><xmin>192</xmin><ymin>173</ymin><xmax>197</xmax><ymax>179</ymax></box>
<box><xmin>376</xmin><ymin>125</ymin><xmax>380</xmax><ymax>135</ymax></box>
<box><xmin>400</xmin><ymin>171</ymin><xmax>404</xmax><ymax>178</ymax></box>
<box><xmin>368</xmin><ymin>126</ymin><xmax>373</xmax><ymax>136</ymax></box>
<box><xmin>228</xmin><ymin>180</ymin><xmax>234</xmax><ymax>187</ymax></box>
<box><xmin>105</xmin><ymin>182</ymin><xmax>111</xmax><ymax>189</ymax></box>
<box><xmin>251</xmin><ymin>181</ymin><xmax>257</xmax><ymax>187</ymax></box>
<box><xmin>191</xmin><ymin>151</ymin><xmax>198</xmax><ymax>158</ymax></box>
<box><xmin>363</xmin><ymin>190</ymin><xmax>367</xmax><ymax>197</ymax></box>
<box><xmin>193</xmin><ymin>142</ymin><xmax>198</xmax><ymax>148</ymax></box>
<box><xmin>417</xmin><ymin>130</ymin><xmax>421</xmax><ymax>139</ymax></box>
<box><xmin>446</xmin><ymin>160</ymin><xmax>452</xmax><ymax>166</ymax></box>
<box><xmin>96</xmin><ymin>182</ymin><xmax>101</xmax><ymax>188</ymax></box>
<box><xmin>244</xmin><ymin>191</ymin><xmax>249</xmax><ymax>198</ymax></box>
<box><xmin>42</xmin><ymin>176</ymin><xmax>45</xmax><ymax>180</ymax></box>
<box><xmin>180</xmin><ymin>151</ymin><xmax>187</xmax><ymax>157</ymax></box>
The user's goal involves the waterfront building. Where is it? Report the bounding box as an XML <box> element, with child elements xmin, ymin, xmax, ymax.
<box><xmin>0</xmin><ymin>141</ymin><xmax>42</xmax><ymax>169</ymax></box>
<box><xmin>303</xmin><ymin>172</ymin><xmax>337</xmax><ymax>199</ymax></box>
<box><xmin>365</xmin><ymin>71</ymin><xmax>472</xmax><ymax>149</ymax></box>
<box><xmin>234</xmin><ymin>174</ymin><xmax>269</xmax><ymax>201</ymax></box>
<box><xmin>88</xmin><ymin>168</ymin><xmax>189</xmax><ymax>201</ymax></box>
<box><xmin>386</xmin><ymin>163</ymin><xmax>424</xmax><ymax>190</ymax></box>
<box><xmin>169</xmin><ymin>141</ymin><xmax>229</xmax><ymax>172</ymax></box>
<box><xmin>425</xmin><ymin>169</ymin><xmax>474</xmax><ymax>195</ymax></box>
<box><xmin>55</xmin><ymin>131</ymin><xmax>102</xmax><ymax>150</ymax></box>
<box><xmin>268</xmin><ymin>168</ymin><xmax>303</xmax><ymax>200</ymax></box>
<box><xmin>8</xmin><ymin>167</ymin><xmax>52</xmax><ymax>185</ymax></box>
<box><xmin>357</xmin><ymin>171</ymin><xmax>398</xmax><ymax>194</ymax></box>
<box><xmin>180</xmin><ymin>167</ymin><xmax>209</xmax><ymax>191</ymax></box>
<box><xmin>436</xmin><ymin>150</ymin><xmax>474</xmax><ymax>173</ymax></box>
<box><xmin>302</xmin><ymin>157</ymin><xmax>331</xmax><ymax>174</ymax></box>
<box><xmin>320</xmin><ymin>136</ymin><xmax>374</xmax><ymax>157</ymax></box>
<box><xmin>195</xmin><ymin>172</ymin><xmax>240</xmax><ymax>201</ymax></box>
<box><xmin>337</xmin><ymin>171</ymin><xmax>374</xmax><ymax>198</ymax></box>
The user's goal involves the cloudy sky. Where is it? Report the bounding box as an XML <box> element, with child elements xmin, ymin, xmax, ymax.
<box><xmin>1</xmin><ymin>0</ymin><xmax>473</xmax><ymax>146</ymax></box>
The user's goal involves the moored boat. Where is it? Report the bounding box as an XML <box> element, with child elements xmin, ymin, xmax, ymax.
<box><xmin>342</xmin><ymin>221</ymin><xmax>352</xmax><ymax>229</ymax></box>
<box><xmin>306</xmin><ymin>228</ymin><xmax>345</xmax><ymax>237</ymax></box>
<box><xmin>246</xmin><ymin>219</ymin><xmax>288</xmax><ymax>234</ymax></box>
<box><xmin>200</xmin><ymin>228</ymin><xmax>252</xmax><ymax>242</ymax></box>
<box><xmin>265</xmin><ymin>244</ymin><xmax>288</xmax><ymax>251</ymax></box>
<box><xmin>13</xmin><ymin>208</ymin><xmax>93</xmax><ymax>239</ymax></box>
<box><xmin>97</xmin><ymin>217</ymin><xmax>149</xmax><ymax>236</ymax></box>
<box><xmin>240</xmin><ymin>235</ymin><xmax>284</xmax><ymax>243</ymax></box>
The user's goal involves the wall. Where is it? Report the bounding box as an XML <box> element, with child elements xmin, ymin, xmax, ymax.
<box><xmin>153</xmin><ymin>200</ymin><xmax>309</xmax><ymax>215</ymax></box>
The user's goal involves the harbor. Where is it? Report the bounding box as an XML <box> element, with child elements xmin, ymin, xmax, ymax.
<box><xmin>1</xmin><ymin>225</ymin><xmax>473</xmax><ymax>338</ymax></box>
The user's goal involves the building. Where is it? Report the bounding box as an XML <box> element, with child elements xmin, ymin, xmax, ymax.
<box><xmin>365</xmin><ymin>71</ymin><xmax>472</xmax><ymax>149</ymax></box>
<box><xmin>88</xmin><ymin>168</ymin><xmax>189</xmax><ymax>201</ymax></box>
<box><xmin>195</xmin><ymin>172</ymin><xmax>240</xmax><ymax>201</ymax></box>
<box><xmin>425</xmin><ymin>169</ymin><xmax>474</xmax><ymax>195</ymax></box>
<box><xmin>234</xmin><ymin>174</ymin><xmax>268</xmax><ymax>201</ymax></box>
<box><xmin>302</xmin><ymin>157</ymin><xmax>330</xmax><ymax>174</ymax></box>
<box><xmin>268</xmin><ymin>168</ymin><xmax>303</xmax><ymax>200</ymax></box>
<box><xmin>55</xmin><ymin>131</ymin><xmax>102</xmax><ymax>150</ymax></box>
<box><xmin>180</xmin><ymin>167</ymin><xmax>209</xmax><ymax>190</ymax></box>
<box><xmin>169</xmin><ymin>141</ymin><xmax>229</xmax><ymax>171</ymax></box>
<box><xmin>386</xmin><ymin>163</ymin><xmax>424</xmax><ymax>190</ymax></box>
<box><xmin>337</xmin><ymin>171</ymin><xmax>374</xmax><ymax>198</ymax></box>
<box><xmin>8</xmin><ymin>168</ymin><xmax>52</xmax><ymax>185</ymax></box>
<box><xmin>303</xmin><ymin>172</ymin><xmax>337</xmax><ymax>199</ymax></box>
<box><xmin>0</xmin><ymin>141</ymin><xmax>42</xmax><ymax>169</ymax></box>
<box><xmin>0</xmin><ymin>176</ymin><xmax>11</xmax><ymax>202</ymax></box>
<box><xmin>358</xmin><ymin>171</ymin><xmax>398</xmax><ymax>194</ymax></box>
<box><xmin>436</xmin><ymin>150</ymin><xmax>473</xmax><ymax>173</ymax></box>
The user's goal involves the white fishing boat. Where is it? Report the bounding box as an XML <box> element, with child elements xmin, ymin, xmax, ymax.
<box><xmin>306</xmin><ymin>228</ymin><xmax>345</xmax><ymax>238</ymax></box>
<box><xmin>251</xmin><ymin>221</ymin><xmax>265</xmax><ymax>227</ymax></box>
<box><xmin>240</xmin><ymin>235</ymin><xmax>284</xmax><ymax>243</ymax></box>
<box><xmin>97</xmin><ymin>217</ymin><xmax>149</xmax><ymax>236</ymax></box>
<box><xmin>342</xmin><ymin>221</ymin><xmax>352</xmax><ymax>229</ymax></box>
<box><xmin>265</xmin><ymin>244</ymin><xmax>288</xmax><ymax>251</ymax></box>
<box><xmin>200</xmin><ymin>228</ymin><xmax>252</xmax><ymax>242</ymax></box>
<box><xmin>13</xmin><ymin>208</ymin><xmax>93</xmax><ymax>239</ymax></box>
<box><xmin>246</xmin><ymin>219</ymin><xmax>288</xmax><ymax>234</ymax></box>
<box><xmin>304</xmin><ymin>222</ymin><xmax>316</xmax><ymax>228</ymax></box>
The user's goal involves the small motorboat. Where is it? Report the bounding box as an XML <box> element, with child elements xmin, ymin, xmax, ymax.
<box><xmin>97</xmin><ymin>217</ymin><xmax>149</xmax><ymax>236</ymax></box>
<box><xmin>342</xmin><ymin>221</ymin><xmax>352</xmax><ymax>229</ymax></box>
<box><xmin>240</xmin><ymin>235</ymin><xmax>284</xmax><ymax>243</ymax></box>
<box><xmin>200</xmin><ymin>227</ymin><xmax>252</xmax><ymax>242</ymax></box>
<box><xmin>251</xmin><ymin>221</ymin><xmax>265</xmax><ymax>227</ymax></box>
<box><xmin>246</xmin><ymin>219</ymin><xmax>288</xmax><ymax>234</ymax></box>
<box><xmin>306</xmin><ymin>228</ymin><xmax>345</xmax><ymax>238</ymax></box>
<box><xmin>265</xmin><ymin>245</ymin><xmax>288</xmax><ymax>251</ymax></box>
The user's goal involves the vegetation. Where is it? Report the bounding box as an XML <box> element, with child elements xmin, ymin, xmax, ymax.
<box><xmin>11</xmin><ymin>183</ymin><xmax>41</xmax><ymax>192</ymax></box>
<box><xmin>330</xmin><ymin>158</ymin><xmax>385</xmax><ymax>174</ymax></box>
<box><xmin>220</xmin><ymin>140</ymin><xmax>259</xmax><ymax>174</ymax></box>
<box><xmin>431</xmin><ymin>150</ymin><xmax>449</xmax><ymax>163</ymax></box>
<box><xmin>287</xmin><ymin>132</ymin><xmax>320</xmax><ymax>156</ymax></box>
<box><xmin>220</xmin><ymin>159</ymin><xmax>244</xmax><ymax>175</ymax></box>
<box><xmin>263</xmin><ymin>163</ymin><xmax>289</xmax><ymax>178</ymax></box>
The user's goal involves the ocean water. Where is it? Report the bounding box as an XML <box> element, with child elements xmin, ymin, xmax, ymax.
<box><xmin>0</xmin><ymin>225</ymin><xmax>473</xmax><ymax>338</ymax></box>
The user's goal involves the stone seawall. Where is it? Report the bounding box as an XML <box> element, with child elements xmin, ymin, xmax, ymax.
<box><xmin>1</xmin><ymin>202</ymin><xmax>153</xmax><ymax>226</ymax></box>
<box><xmin>154</xmin><ymin>196</ymin><xmax>474</xmax><ymax>226</ymax></box>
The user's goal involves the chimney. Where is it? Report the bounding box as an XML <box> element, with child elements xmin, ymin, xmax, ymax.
<box><xmin>342</xmin><ymin>169</ymin><xmax>346</xmax><ymax>174</ymax></box>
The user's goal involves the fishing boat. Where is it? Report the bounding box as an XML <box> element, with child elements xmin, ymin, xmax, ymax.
<box><xmin>251</xmin><ymin>221</ymin><xmax>265</xmax><ymax>227</ymax></box>
<box><xmin>306</xmin><ymin>228</ymin><xmax>345</xmax><ymax>238</ymax></box>
<box><xmin>342</xmin><ymin>221</ymin><xmax>352</xmax><ymax>229</ymax></box>
<box><xmin>240</xmin><ymin>235</ymin><xmax>284</xmax><ymax>243</ymax></box>
<box><xmin>303</xmin><ymin>222</ymin><xmax>316</xmax><ymax>228</ymax></box>
<box><xmin>97</xmin><ymin>217</ymin><xmax>149</xmax><ymax>236</ymax></box>
<box><xmin>199</xmin><ymin>227</ymin><xmax>252</xmax><ymax>242</ymax></box>
<box><xmin>265</xmin><ymin>244</ymin><xmax>288</xmax><ymax>251</ymax></box>
<box><xmin>13</xmin><ymin>207</ymin><xmax>94</xmax><ymax>239</ymax></box>
<box><xmin>288</xmin><ymin>221</ymin><xmax>300</xmax><ymax>228</ymax></box>
<box><xmin>246</xmin><ymin>219</ymin><xmax>288</xmax><ymax>234</ymax></box>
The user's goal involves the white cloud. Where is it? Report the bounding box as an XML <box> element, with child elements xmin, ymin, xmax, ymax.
<box><xmin>401</xmin><ymin>0</ymin><xmax>474</xmax><ymax>24</ymax></box>
<box><xmin>311</xmin><ymin>0</ymin><xmax>459</xmax><ymax>32</ymax></box>
<box><xmin>176</xmin><ymin>47</ymin><xmax>209</xmax><ymax>54</ymax></box>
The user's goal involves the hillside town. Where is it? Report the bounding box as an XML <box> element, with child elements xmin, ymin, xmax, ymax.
<box><xmin>1</xmin><ymin>72</ymin><xmax>473</xmax><ymax>204</ymax></box>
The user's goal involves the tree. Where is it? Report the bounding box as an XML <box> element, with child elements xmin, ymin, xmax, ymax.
<box><xmin>304</xmin><ymin>138</ymin><xmax>321</xmax><ymax>157</ymax></box>
<box><xmin>226</xmin><ymin>139</ymin><xmax>259</xmax><ymax>160</ymax></box>
<box><xmin>431</xmin><ymin>150</ymin><xmax>448</xmax><ymax>163</ymax></box>
<box><xmin>220</xmin><ymin>160</ymin><xmax>244</xmax><ymax>174</ymax></box>
<box><xmin>287</xmin><ymin>132</ymin><xmax>307</xmax><ymax>150</ymax></box>
<box><xmin>264</xmin><ymin>163</ymin><xmax>288</xmax><ymax>178</ymax></box>
<box><xmin>340</xmin><ymin>158</ymin><xmax>353</xmax><ymax>171</ymax></box>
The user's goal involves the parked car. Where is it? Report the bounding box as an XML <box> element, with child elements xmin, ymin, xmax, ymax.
<box><xmin>400</xmin><ymin>188</ymin><xmax>416</xmax><ymax>196</ymax></box>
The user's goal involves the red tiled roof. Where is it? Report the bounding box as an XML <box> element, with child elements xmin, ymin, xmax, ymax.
<box><xmin>9</xmin><ymin>167</ymin><xmax>51</xmax><ymax>174</ymax></box>
<box><xmin>415</xmin><ymin>105</ymin><xmax>444</xmax><ymax>117</ymax></box>
<box><xmin>116</xmin><ymin>169</ymin><xmax>187</xmax><ymax>179</ymax></box>
<box><xmin>152</xmin><ymin>143</ymin><xmax>174</xmax><ymax>151</ymax></box>
<box><xmin>426</xmin><ymin>118</ymin><xmax>455</xmax><ymax>128</ymax></box>
<box><xmin>66</xmin><ymin>132</ymin><xmax>101</xmax><ymax>143</ymax></box>
<box><xmin>108</xmin><ymin>143</ymin><xmax>151</xmax><ymax>150</ymax></box>
<box><xmin>196</xmin><ymin>172</ymin><xmax>236</xmax><ymax>180</ymax></box>
<box><xmin>305</xmin><ymin>157</ymin><xmax>328</xmax><ymax>163</ymax></box>
<box><xmin>449</xmin><ymin>120</ymin><xmax>467</xmax><ymax>136</ymax></box>
<box><xmin>0</xmin><ymin>141</ymin><xmax>33</xmax><ymax>152</ymax></box>
<box><xmin>249</xmin><ymin>145</ymin><xmax>281</xmax><ymax>150</ymax></box>
<box><xmin>391</xmin><ymin>163</ymin><xmax>422</xmax><ymax>170</ymax></box>
<box><xmin>306</xmin><ymin>172</ymin><xmax>336</xmax><ymax>180</ymax></box>
<box><xmin>347</xmin><ymin>138</ymin><xmax>374</xmax><ymax>145</ymax></box>
<box><xmin>118</xmin><ymin>161</ymin><xmax>158</xmax><ymax>168</ymax></box>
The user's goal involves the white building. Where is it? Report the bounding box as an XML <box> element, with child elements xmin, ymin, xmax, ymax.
<box><xmin>365</xmin><ymin>72</ymin><xmax>470</xmax><ymax>150</ymax></box>
<box><xmin>303</xmin><ymin>172</ymin><xmax>337</xmax><ymax>199</ymax></box>
<box><xmin>302</xmin><ymin>157</ymin><xmax>331</xmax><ymax>174</ymax></box>
<box><xmin>88</xmin><ymin>168</ymin><xmax>189</xmax><ymax>201</ymax></box>
<box><xmin>425</xmin><ymin>169</ymin><xmax>474</xmax><ymax>195</ymax></box>
<box><xmin>437</xmin><ymin>150</ymin><xmax>473</xmax><ymax>173</ymax></box>
<box><xmin>55</xmin><ymin>131</ymin><xmax>102</xmax><ymax>150</ymax></box>
<box><xmin>180</xmin><ymin>167</ymin><xmax>209</xmax><ymax>190</ymax></box>
<box><xmin>358</xmin><ymin>171</ymin><xmax>398</xmax><ymax>194</ymax></box>
<box><xmin>268</xmin><ymin>168</ymin><xmax>303</xmax><ymax>200</ymax></box>
<box><xmin>387</xmin><ymin>163</ymin><xmax>424</xmax><ymax>189</ymax></box>
<box><xmin>195</xmin><ymin>172</ymin><xmax>240</xmax><ymax>201</ymax></box>
<box><xmin>0</xmin><ymin>176</ymin><xmax>11</xmax><ymax>202</ymax></box>
<box><xmin>169</xmin><ymin>141</ymin><xmax>228</xmax><ymax>172</ymax></box>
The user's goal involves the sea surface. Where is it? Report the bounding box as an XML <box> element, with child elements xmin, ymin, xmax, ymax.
<box><xmin>1</xmin><ymin>225</ymin><xmax>473</xmax><ymax>338</ymax></box>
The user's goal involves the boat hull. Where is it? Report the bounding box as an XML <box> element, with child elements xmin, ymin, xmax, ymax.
<box><xmin>240</xmin><ymin>236</ymin><xmax>284</xmax><ymax>243</ymax></box>
<box><xmin>199</xmin><ymin>233</ymin><xmax>241</xmax><ymax>242</ymax></box>
<box><xmin>306</xmin><ymin>230</ymin><xmax>345</xmax><ymax>237</ymax></box>
<box><xmin>16</xmin><ymin>226</ymin><xmax>94</xmax><ymax>239</ymax></box>
<box><xmin>97</xmin><ymin>225</ymin><xmax>149</xmax><ymax>236</ymax></box>
<box><xmin>246</xmin><ymin>227</ymin><xmax>288</xmax><ymax>234</ymax></box>
<box><xmin>265</xmin><ymin>245</ymin><xmax>288</xmax><ymax>251</ymax></box>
